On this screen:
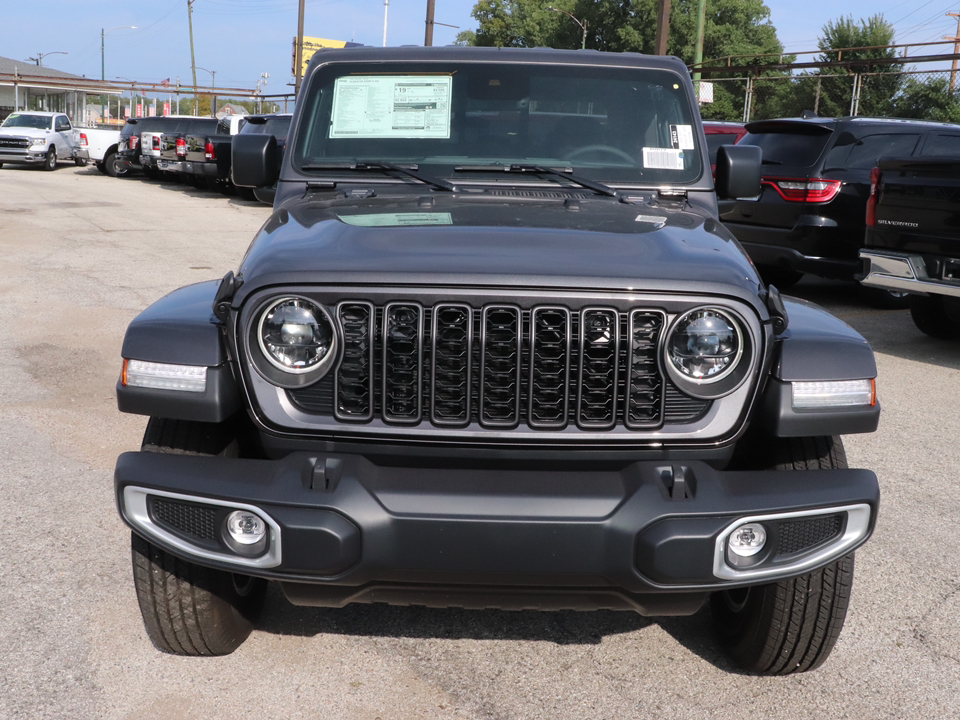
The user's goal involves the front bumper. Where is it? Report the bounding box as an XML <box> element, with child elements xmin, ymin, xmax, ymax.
<box><xmin>115</xmin><ymin>449</ymin><xmax>879</xmax><ymax>613</ymax></box>
<box><xmin>0</xmin><ymin>149</ymin><xmax>48</xmax><ymax>163</ymax></box>
<box><xmin>860</xmin><ymin>250</ymin><xmax>960</xmax><ymax>299</ymax></box>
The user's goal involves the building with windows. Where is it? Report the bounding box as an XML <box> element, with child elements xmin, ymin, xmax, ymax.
<box><xmin>0</xmin><ymin>56</ymin><xmax>119</xmax><ymax>125</ymax></box>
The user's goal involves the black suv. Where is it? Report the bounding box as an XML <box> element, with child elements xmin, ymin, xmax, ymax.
<box><xmin>114</xmin><ymin>47</ymin><xmax>880</xmax><ymax>673</ymax></box>
<box><xmin>722</xmin><ymin>116</ymin><xmax>960</xmax><ymax>299</ymax></box>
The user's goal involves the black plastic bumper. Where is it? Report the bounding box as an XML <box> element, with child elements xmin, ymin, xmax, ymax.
<box><xmin>726</xmin><ymin>221</ymin><xmax>860</xmax><ymax>279</ymax></box>
<box><xmin>115</xmin><ymin>449</ymin><xmax>879</xmax><ymax>613</ymax></box>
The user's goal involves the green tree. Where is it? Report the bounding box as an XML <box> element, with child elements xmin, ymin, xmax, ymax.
<box><xmin>814</xmin><ymin>15</ymin><xmax>902</xmax><ymax>117</ymax></box>
<box><xmin>891</xmin><ymin>75</ymin><xmax>960</xmax><ymax>123</ymax></box>
<box><xmin>458</xmin><ymin>0</ymin><xmax>788</xmax><ymax>120</ymax></box>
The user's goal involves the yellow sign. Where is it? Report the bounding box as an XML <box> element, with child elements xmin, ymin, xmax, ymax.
<box><xmin>292</xmin><ymin>37</ymin><xmax>351</xmax><ymax>78</ymax></box>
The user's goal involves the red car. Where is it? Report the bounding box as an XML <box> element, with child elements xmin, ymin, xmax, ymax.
<box><xmin>704</xmin><ymin>120</ymin><xmax>747</xmax><ymax>176</ymax></box>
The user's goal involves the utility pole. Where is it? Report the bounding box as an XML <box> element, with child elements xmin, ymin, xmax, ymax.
<box><xmin>654</xmin><ymin>0</ymin><xmax>671</xmax><ymax>56</ymax></box>
<box><xmin>188</xmin><ymin>0</ymin><xmax>198</xmax><ymax>114</ymax></box>
<box><xmin>692</xmin><ymin>0</ymin><xmax>706</xmax><ymax>97</ymax></box>
<box><xmin>383</xmin><ymin>0</ymin><xmax>390</xmax><ymax>47</ymax></box>
<box><xmin>946</xmin><ymin>12</ymin><xmax>960</xmax><ymax>95</ymax></box>
<box><xmin>425</xmin><ymin>0</ymin><xmax>435</xmax><ymax>47</ymax></box>
<box><xmin>295</xmin><ymin>0</ymin><xmax>305</xmax><ymax>96</ymax></box>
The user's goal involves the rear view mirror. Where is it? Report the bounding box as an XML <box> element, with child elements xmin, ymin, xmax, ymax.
<box><xmin>715</xmin><ymin>144</ymin><xmax>761</xmax><ymax>199</ymax></box>
<box><xmin>232</xmin><ymin>134</ymin><xmax>278</xmax><ymax>188</ymax></box>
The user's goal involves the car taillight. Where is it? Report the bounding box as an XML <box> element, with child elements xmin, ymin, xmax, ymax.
<box><xmin>80</xmin><ymin>133</ymin><xmax>88</xmax><ymax>147</ymax></box>
<box><xmin>152</xmin><ymin>135</ymin><xmax>160</xmax><ymax>151</ymax></box>
<box><xmin>176</xmin><ymin>137</ymin><xmax>187</xmax><ymax>157</ymax></box>
<box><xmin>866</xmin><ymin>166</ymin><xmax>881</xmax><ymax>228</ymax></box>
<box><xmin>205</xmin><ymin>139</ymin><xmax>215</xmax><ymax>161</ymax></box>
<box><xmin>131</xmin><ymin>135</ymin><xmax>139</xmax><ymax>151</ymax></box>
<box><xmin>763</xmin><ymin>177</ymin><xmax>842</xmax><ymax>203</ymax></box>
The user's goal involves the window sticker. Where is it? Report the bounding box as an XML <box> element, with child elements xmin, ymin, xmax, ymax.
<box><xmin>330</xmin><ymin>75</ymin><xmax>452</xmax><ymax>139</ymax></box>
<box><xmin>634</xmin><ymin>215</ymin><xmax>667</xmax><ymax>228</ymax></box>
<box><xmin>670</xmin><ymin>124</ymin><xmax>695</xmax><ymax>150</ymax></box>
<box><xmin>338</xmin><ymin>212</ymin><xmax>453</xmax><ymax>227</ymax></box>
<box><xmin>643</xmin><ymin>147</ymin><xmax>685</xmax><ymax>170</ymax></box>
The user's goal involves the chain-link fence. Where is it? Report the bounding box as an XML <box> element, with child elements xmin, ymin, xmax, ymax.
<box><xmin>699</xmin><ymin>68</ymin><xmax>960</xmax><ymax>123</ymax></box>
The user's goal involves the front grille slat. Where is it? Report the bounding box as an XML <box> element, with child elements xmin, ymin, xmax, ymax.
<box><xmin>298</xmin><ymin>299</ymin><xmax>718</xmax><ymax>431</ymax></box>
<box><xmin>480</xmin><ymin>306</ymin><xmax>522</xmax><ymax>427</ymax></box>
<box><xmin>382</xmin><ymin>303</ymin><xmax>423</xmax><ymax>424</ymax></box>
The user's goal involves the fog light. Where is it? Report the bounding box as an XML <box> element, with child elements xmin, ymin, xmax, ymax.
<box><xmin>729</xmin><ymin>523</ymin><xmax>767</xmax><ymax>557</ymax></box>
<box><xmin>226</xmin><ymin>511</ymin><xmax>266</xmax><ymax>545</ymax></box>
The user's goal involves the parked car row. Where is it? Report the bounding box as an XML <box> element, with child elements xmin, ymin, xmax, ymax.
<box><xmin>113</xmin><ymin>113</ymin><xmax>290</xmax><ymax>202</ymax></box>
<box><xmin>711</xmin><ymin>115</ymin><xmax>960</xmax><ymax>310</ymax></box>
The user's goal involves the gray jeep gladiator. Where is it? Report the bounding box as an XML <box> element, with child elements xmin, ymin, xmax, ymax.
<box><xmin>114</xmin><ymin>46</ymin><xmax>880</xmax><ymax>674</ymax></box>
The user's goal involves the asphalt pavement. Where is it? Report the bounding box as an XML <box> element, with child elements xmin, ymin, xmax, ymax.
<box><xmin>1</xmin><ymin>165</ymin><xmax>958</xmax><ymax>719</ymax></box>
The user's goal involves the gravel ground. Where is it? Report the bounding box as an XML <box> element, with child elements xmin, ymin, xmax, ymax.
<box><xmin>0</xmin><ymin>164</ymin><xmax>957</xmax><ymax>719</ymax></box>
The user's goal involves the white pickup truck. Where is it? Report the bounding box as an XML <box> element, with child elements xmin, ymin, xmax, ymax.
<box><xmin>75</xmin><ymin>127</ymin><xmax>123</xmax><ymax>176</ymax></box>
<box><xmin>0</xmin><ymin>111</ymin><xmax>86</xmax><ymax>170</ymax></box>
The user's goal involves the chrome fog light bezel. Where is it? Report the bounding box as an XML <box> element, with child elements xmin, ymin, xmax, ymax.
<box><xmin>122</xmin><ymin>486</ymin><xmax>282</xmax><ymax>569</ymax></box>
<box><xmin>713</xmin><ymin>504</ymin><xmax>872</xmax><ymax>581</ymax></box>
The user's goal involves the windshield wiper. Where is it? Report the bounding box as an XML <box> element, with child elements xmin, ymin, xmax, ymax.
<box><xmin>454</xmin><ymin>163</ymin><xmax>622</xmax><ymax>198</ymax></box>
<box><xmin>299</xmin><ymin>161</ymin><xmax>456</xmax><ymax>192</ymax></box>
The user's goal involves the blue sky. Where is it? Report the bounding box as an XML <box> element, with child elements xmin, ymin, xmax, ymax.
<box><xmin>1</xmin><ymin>0</ymin><xmax>958</xmax><ymax>98</ymax></box>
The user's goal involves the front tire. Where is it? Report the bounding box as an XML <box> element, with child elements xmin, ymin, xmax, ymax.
<box><xmin>712</xmin><ymin>436</ymin><xmax>856</xmax><ymax>675</ymax></box>
<box><xmin>103</xmin><ymin>150</ymin><xmax>123</xmax><ymax>178</ymax></box>
<box><xmin>131</xmin><ymin>417</ymin><xmax>266</xmax><ymax>656</ymax></box>
<box><xmin>43</xmin><ymin>147</ymin><xmax>57</xmax><ymax>171</ymax></box>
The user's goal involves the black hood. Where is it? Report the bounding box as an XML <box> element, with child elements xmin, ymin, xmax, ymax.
<box><xmin>234</xmin><ymin>192</ymin><xmax>762</xmax><ymax>306</ymax></box>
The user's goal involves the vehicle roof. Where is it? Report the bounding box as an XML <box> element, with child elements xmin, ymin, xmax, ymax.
<box><xmin>746</xmin><ymin>116</ymin><xmax>960</xmax><ymax>133</ymax></box>
<box><xmin>7</xmin><ymin>111</ymin><xmax>62</xmax><ymax>117</ymax></box>
<box><xmin>306</xmin><ymin>45</ymin><xmax>691</xmax><ymax>74</ymax></box>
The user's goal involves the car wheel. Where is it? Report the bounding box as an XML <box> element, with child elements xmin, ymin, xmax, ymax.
<box><xmin>237</xmin><ymin>187</ymin><xmax>258</xmax><ymax>202</ymax></box>
<box><xmin>909</xmin><ymin>295</ymin><xmax>960</xmax><ymax>339</ymax></box>
<box><xmin>132</xmin><ymin>417</ymin><xmax>267</xmax><ymax>656</ymax></box>
<box><xmin>858</xmin><ymin>284</ymin><xmax>911</xmax><ymax>309</ymax></box>
<box><xmin>43</xmin><ymin>147</ymin><xmax>57</xmax><ymax>171</ymax></box>
<box><xmin>103</xmin><ymin>150</ymin><xmax>123</xmax><ymax>178</ymax></box>
<box><xmin>712</xmin><ymin>436</ymin><xmax>855</xmax><ymax>675</ymax></box>
<box><xmin>757</xmin><ymin>265</ymin><xmax>804</xmax><ymax>290</ymax></box>
<box><xmin>95</xmin><ymin>161</ymin><xmax>106</xmax><ymax>174</ymax></box>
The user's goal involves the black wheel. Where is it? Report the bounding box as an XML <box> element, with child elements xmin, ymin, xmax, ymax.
<box><xmin>712</xmin><ymin>436</ymin><xmax>855</xmax><ymax>675</ymax></box>
<box><xmin>237</xmin><ymin>186</ymin><xmax>257</xmax><ymax>202</ymax></box>
<box><xmin>74</xmin><ymin>157</ymin><xmax>88</xmax><ymax>167</ymax></box>
<box><xmin>858</xmin><ymin>283</ymin><xmax>911</xmax><ymax>310</ymax></box>
<box><xmin>144</xmin><ymin>166</ymin><xmax>161</xmax><ymax>181</ymax></box>
<box><xmin>131</xmin><ymin>417</ymin><xmax>266</xmax><ymax>656</ymax></box>
<box><xmin>0</xmin><ymin>162</ymin><xmax>4</xmax><ymax>169</ymax></box>
<box><xmin>43</xmin><ymin>147</ymin><xmax>57</xmax><ymax>171</ymax></box>
<box><xmin>909</xmin><ymin>295</ymin><xmax>960</xmax><ymax>339</ymax></box>
<box><xmin>103</xmin><ymin>150</ymin><xmax>123</xmax><ymax>178</ymax></box>
<box><xmin>757</xmin><ymin>265</ymin><xmax>804</xmax><ymax>290</ymax></box>
<box><xmin>95</xmin><ymin>161</ymin><xmax>107</xmax><ymax>174</ymax></box>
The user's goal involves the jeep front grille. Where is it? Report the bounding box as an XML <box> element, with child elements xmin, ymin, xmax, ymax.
<box><xmin>296</xmin><ymin>301</ymin><xmax>708</xmax><ymax>431</ymax></box>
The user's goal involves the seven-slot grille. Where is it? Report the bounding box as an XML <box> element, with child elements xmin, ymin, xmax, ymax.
<box><xmin>315</xmin><ymin>301</ymin><xmax>696</xmax><ymax>431</ymax></box>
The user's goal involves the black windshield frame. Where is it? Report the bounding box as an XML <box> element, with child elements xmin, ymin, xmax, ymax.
<box><xmin>292</xmin><ymin>60</ymin><xmax>704</xmax><ymax>187</ymax></box>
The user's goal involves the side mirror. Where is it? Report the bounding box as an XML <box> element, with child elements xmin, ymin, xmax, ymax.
<box><xmin>715</xmin><ymin>144</ymin><xmax>761</xmax><ymax>200</ymax></box>
<box><xmin>232</xmin><ymin>133</ymin><xmax>278</xmax><ymax>188</ymax></box>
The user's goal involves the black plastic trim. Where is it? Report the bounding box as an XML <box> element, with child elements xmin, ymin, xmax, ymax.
<box><xmin>116</xmin><ymin>365</ymin><xmax>240</xmax><ymax>422</ymax></box>
<box><xmin>759</xmin><ymin>378</ymin><xmax>880</xmax><ymax>437</ymax></box>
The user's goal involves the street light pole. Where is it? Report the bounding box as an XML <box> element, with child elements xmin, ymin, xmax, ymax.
<box><xmin>548</xmin><ymin>7</ymin><xmax>587</xmax><ymax>49</ymax></box>
<box><xmin>102</xmin><ymin>26</ymin><xmax>136</xmax><ymax>124</ymax></box>
<box><xmin>196</xmin><ymin>67</ymin><xmax>217</xmax><ymax>116</ymax></box>
<box><xmin>28</xmin><ymin>51</ymin><xmax>67</xmax><ymax>68</ymax></box>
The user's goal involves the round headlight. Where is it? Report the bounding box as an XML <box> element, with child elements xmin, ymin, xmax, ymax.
<box><xmin>257</xmin><ymin>297</ymin><xmax>335</xmax><ymax>374</ymax></box>
<box><xmin>667</xmin><ymin>308</ymin><xmax>742</xmax><ymax>382</ymax></box>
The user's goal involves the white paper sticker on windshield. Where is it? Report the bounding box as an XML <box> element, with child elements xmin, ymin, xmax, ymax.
<box><xmin>643</xmin><ymin>147</ymin><xmax>685</xmax><ymax>170</ymax></box>
<box><xmin>670</xmin><ymin>124</ymin><xmax>695</xmax><ymax>150</ymax></box>
<box><xmin>635</xmin><ymin>215</ymin><xmax>667</xmax><ymax>228</ymax></box>
<box><xmin>338</xmin><ymin>212</ymin><xmax>453</xmax><ymax>227</ymax></box>
<box><xmin>330</xmin><ymin>75</ymin><xmax>452</xmax><ymax>139</ymax></box>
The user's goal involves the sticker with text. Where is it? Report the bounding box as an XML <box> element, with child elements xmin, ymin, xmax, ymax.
<box><xmin>669</xmin><ymin>124</ymin><xmax>695</xmax><ymax>150</ymax></box>
<box><xmin>643</xmin><ymin>147</ymin><xmax>685</xmax><ymax>170</ymax></box>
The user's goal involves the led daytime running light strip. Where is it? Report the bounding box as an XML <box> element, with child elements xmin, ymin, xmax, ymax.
<box><xmin>123</xmin><ymin>359</ymin><xmax>207</xmax><ymax>393</ymax></box>
<box><xmin>792</xmin><ymin>379</ymin><xmax>875</xmax><ymax>409</ymax></box>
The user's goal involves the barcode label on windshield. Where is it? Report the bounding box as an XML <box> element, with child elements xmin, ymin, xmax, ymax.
<box><xmin>643</xmin><ymin>147</ymin><xmax>684</xmax><ymax>170</ymax></box>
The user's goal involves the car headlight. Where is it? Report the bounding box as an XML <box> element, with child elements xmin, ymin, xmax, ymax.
<box><xmin>664</xmin><ymin>307</ymin><xmax>751</xmax><ymax>399</ymax></box>
<box><xmin>249</xmin><ymin>297</ymin><xmax>338</xmax><ymax>387</ymax></box>
<box><xmin>30</xmin><ymin>137</ymin><xmax>46</xmax><ymax>147</ymax></box>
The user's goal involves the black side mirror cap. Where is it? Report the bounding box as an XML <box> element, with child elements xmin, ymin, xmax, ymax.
<box><xmin>232</xmin><ymin>133</ymin><xmax>278</xmax><ymax>188</ymax></box>
<box><xmin>715</xmin><ymin>144</ymin><xmax>762</xmax><ymax>200</ymax></box>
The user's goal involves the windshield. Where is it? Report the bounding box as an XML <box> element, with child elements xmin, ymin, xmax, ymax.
<box><xmin>293</xmin><ymin>61</ymin><xmax>702</xmax><ymax>186</ymax></box>
<box><xmin>1</xmin><ymin>114</ymin><xmax>52</xmax><ymax>130</ymax></box>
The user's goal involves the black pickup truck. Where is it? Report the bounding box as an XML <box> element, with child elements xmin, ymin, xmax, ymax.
<box><xmin>115</xmin><ymin>46</ymin><xmax>880</xmax><ymax>673</ymax></box>
<box><xmin>156</xmin><ymin>117</ymin><xmax>223</xmax><ymax>188</ymax></box>
<box><xmin>859</xmin><ymin>153</ymin><xmax>960</xmax><ymax>337</ymax></box>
